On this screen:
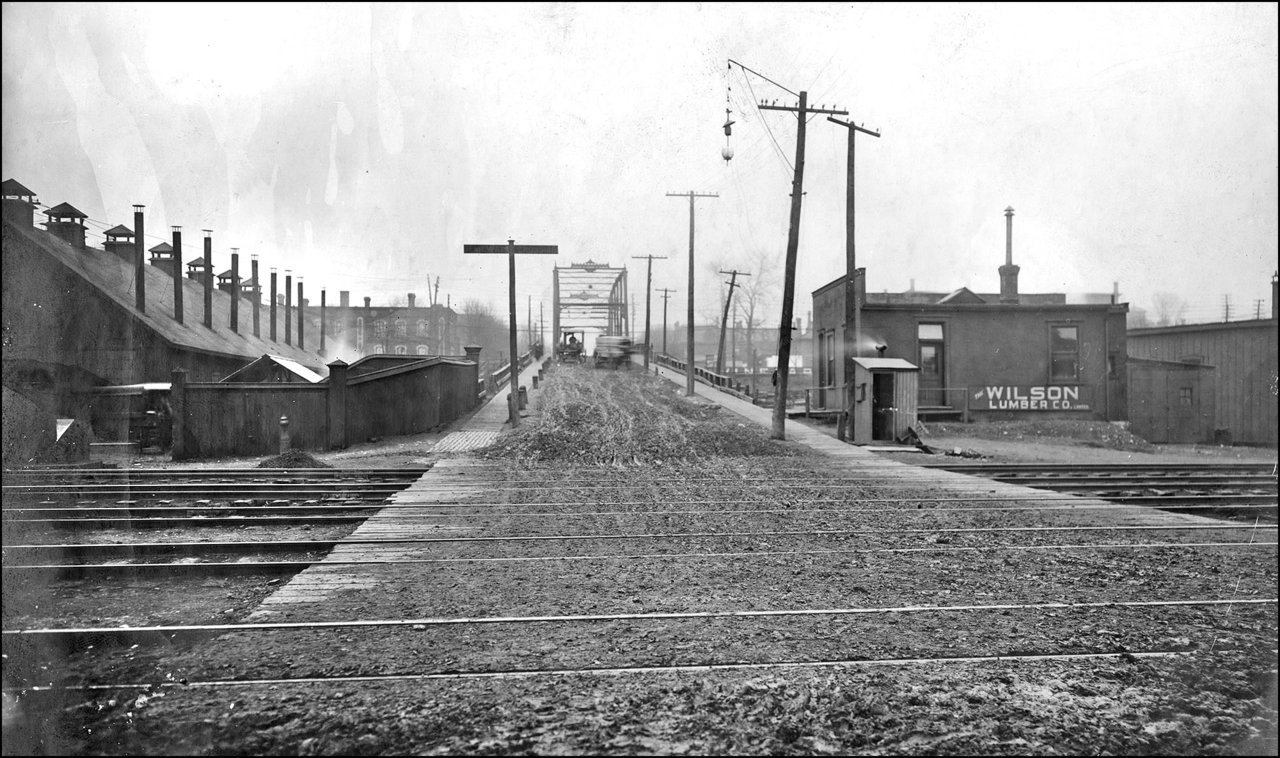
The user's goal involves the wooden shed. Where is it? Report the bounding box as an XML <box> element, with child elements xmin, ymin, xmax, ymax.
<box><xmin>849</xmin><ymin>357</ymin><xmax>919</xmax><ymax>444</ymax></box>
<box><xmin>1127</xmin><ymin>357</ymin><xmax>1216</xmax><ymax>444</ymax></box>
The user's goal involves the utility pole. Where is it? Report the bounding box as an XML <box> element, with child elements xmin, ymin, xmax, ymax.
<box><xmin>658</xmin><ymin>288</ymin><xmax>676</xmax><ymax>356</ymax></box>
<box><xmin>716</xmin><ymin>269</ymin><xmax>750</xmax><ymax>374</ymax></box>
<box><xmin>632</xmin><ymin>254</ymin><xmax>668</xmax><ymax>368</ymax></box>
<box><xmin>828</xmin><ymin>115</ymin><xmax>881</xmax><ymax>442</ymax></box>
<box><xmin>666</xmin><ymin>191</ymin><xmax>719</xmax><ymax>395</ymax></box>
<box><xmin>464</xmin><ymin>239</ymin><xmax>558</xmax><ymax>425</ymax></box>
<box><xmin>760</xmin><ymin>92</ymin><xmax>847</xmax><ymax>438</ymax></box>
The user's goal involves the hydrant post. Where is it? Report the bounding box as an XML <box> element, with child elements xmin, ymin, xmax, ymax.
<box><xmin>279</xmin><ymin>415</ymin><xmax>291</xmax><ymax>454</ymax></box>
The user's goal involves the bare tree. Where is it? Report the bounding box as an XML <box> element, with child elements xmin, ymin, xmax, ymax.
<box><xmin>1151</xmin><ymin>292</ymin><xmax>1187</xmax><ymax>326</ymax></box>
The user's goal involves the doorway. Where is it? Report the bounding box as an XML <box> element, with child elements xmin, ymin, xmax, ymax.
<box><xmin>872</xmin><ymin>372</ymin><xmax>894</xmax><ymax>441</ymax></box>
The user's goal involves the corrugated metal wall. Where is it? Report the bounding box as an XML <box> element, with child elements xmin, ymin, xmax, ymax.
<box><xmin>1127</xmin><ymin>322</ymin><xmax>1277</xmax><ymax>446</ymax></box>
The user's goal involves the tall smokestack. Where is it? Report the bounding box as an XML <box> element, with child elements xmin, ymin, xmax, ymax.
<box><xmin>320</xmin><ymin>289</ymin><xmax>327</xmax><ymax>355</ymax></box>
<box><xmin>133</xmin><ymin>205</ymin><xmax>146</xmax><ymax>312</ymax></box>
<box><xmin>230</xmin><ymin>249</ymin><xmax>240</xmax><ymax>333</ymax></box>
<box><xmin>172</xmin><ymin>227</ymin><xmax>183</xmax><ymax>323</ymax></box>
<box><xmin>252</xmin><ymin>255</ymin><xmax>260</xmax><ymax>337</ymax></box>
<box><xmin>285</xmin><ymin>272</ymin><xmax>293</xmax><ymax>345</ymax></box>
<box><xmin>270</xmin><ymin>269</ymin><xmax>278</xmax><ymax>341</ymax></box>
<box><xmin>1272</xmin><ymin>271</ymin><xmax>1278</xmax><ymax>320</ymax></box>
<box><xmin>202</xmin><ymin>230</ymin><xmax>214</xmax><ymax>328</ymax></box>
<box><xmin>297</xmin><ymin>279</ymin><xmax>305</xmax><ymax>350</ymax></box>
<box><xmin>999</xmin><ymin>206</ymin><xmax>1020</xmax><ymax>303</ymax></box>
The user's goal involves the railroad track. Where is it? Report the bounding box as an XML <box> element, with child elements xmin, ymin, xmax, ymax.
<box><xmin>4</xmin><ymin>458</ymin><xmax>1275</xmax><ymax>735</ymax></box>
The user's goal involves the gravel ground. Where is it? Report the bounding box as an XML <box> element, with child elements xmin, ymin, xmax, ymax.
<box><xmin>4</xmin><ymin>370</ymin><xmax>1276</xmax><ymax>755</ymax></box>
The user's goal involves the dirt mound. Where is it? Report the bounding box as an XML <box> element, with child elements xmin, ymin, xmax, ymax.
<box><xmin>256</xmin><ymin>449</ymin><xmax>333</xmax><ymax>468</ymax></box>
<box><xmin>926</xmin><ymin>419</ymin><xmax>1155</xmax><ymax>452</ymax></box>
<box><xmin>483</xmin><ymin>366</ymin><xmax>793</xmax><ymax>465</ymax></box>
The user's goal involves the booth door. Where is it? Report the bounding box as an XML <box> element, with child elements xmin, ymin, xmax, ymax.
<box><xmin>872</xmin><ymin>372</ymin><xmax>894</xmax><ymax>441</ymax></box>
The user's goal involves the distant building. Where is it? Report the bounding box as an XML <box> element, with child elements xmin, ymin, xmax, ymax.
<box><xmin>1127</xmin><ymin>291</ymin><xmax>1278</xmax><ymax>447</ymax></box>
<box><xmin>2</xmin><ymin>179</ymin><xmax>325</xmax><ymax>422</ymax></box>
<box><xmin>811</xmin><ymin>208</ymin><xmax>1129</xmax><ymax>427</ymax></box>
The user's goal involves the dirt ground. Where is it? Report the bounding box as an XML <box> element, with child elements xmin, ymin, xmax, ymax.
<box><xmin>6</xmin><ymin>372</ymin><xmax>1277</xmax><ymax>755</ymax></box>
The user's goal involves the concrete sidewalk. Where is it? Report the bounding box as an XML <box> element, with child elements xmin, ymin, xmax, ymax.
<box><xmin>646</xmin><ymin>360</ymin><xmax>874</xmax><ymax>461</ymax></box>
<box><xmin>427</xmin><ymin>357</ymin><xmax>547</xmax><ymax>453</ymax></box>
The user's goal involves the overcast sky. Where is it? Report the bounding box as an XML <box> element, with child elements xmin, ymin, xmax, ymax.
<box><xmin>4</xmin><ymin>2</ymin><xmax>1277</xmax><ymax>329</ymax></box>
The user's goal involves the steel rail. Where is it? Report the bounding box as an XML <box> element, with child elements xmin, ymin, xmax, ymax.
<box><xmin>5</xmin><ymin>523</ymin><xmax>1275</xmax><ymax>563</ymax></box>
<box><xmin>8</xmin><ymin>541</ymin><xmax>1274</xmax><ymax>578</ymax></box>
<box><xmin>7</xmin><ymin>494</ymin><xmax>1276</xmax><ymax>516</ymax></box>
<box><xmin>317</xmin><ymin>476</ymin><xmax>1278</xmax><ymax>491</ymax></box>
<box><xmin>7</xmin><ymin>503</ymin><xmax>1275</xmax><ymax>531</ymax></box>
<box><xmin>5</xmin><ymin>650</ymin><xmax>1201</xmax><ymax>693</ymax></box>
<box><xmin>6</xmin><ymin>598</ymin><xmax>1273</xmax><ymax>643</ymax></box>
<box><xmin>2</xmin><ymin>467</ymin><xmax>429</xmax><ymax>477</ymax></box>
<box><xmin>6</xmin><ymin>499</ymin><xmax>1275</xmax><ymax>521</ymax></box>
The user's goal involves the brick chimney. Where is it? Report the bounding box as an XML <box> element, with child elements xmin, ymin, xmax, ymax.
<box><xmin>364</xmin><ymin>296</ymin><xmax>371</xmax><ymax>308</ymax></box>
<box><xmin>999</xmin><ymin>206</ymin><xmax>1020</xmax><ymax>303</ymax></box>
<box><xmin>1</xmin><ymin>179</ymin><xmax>37</xmax><ymax>227</ymax></box>
<box><xmin>202</xmin><ymin>230</ymin><xmax>214</xmax><ymax>329</ymax></box>
<box><xmin>171</xmin><ymin>227</ymin><xmax>183</xmax><ymax>324</ymax></box>
<box><xmin>251</xmin><ymin>255</ymin><xmax>261</xmax><ymax>337</ymax></box>
<box><xmin>44</xmin><ymin>202</ymin><xmax>87</xmax><ymax>250</ymax></box>
<box><xmin>133</xmin><ymin>205</ymin><xmax>145</xmax><ymax>313</ymax></box>
<box><xmin>1272</xmin><ymin>271</ymin><xmax>1278</xmax><ymax>320</ymax></box>
<box><xmin>230</xmin><ymin>250</ymin><xmax>240</xmax><ymax>333</ymax></box>
<box><xmin>297</xmin><ymin>279</ymin><xmax>305</xmax><ymax>351</ymax></box>
<box><xmin>408</xmin><ymin>292</ymin><xmax>416</xmax><ymax>309</ymax></box>
<box><xmin>285</xmin><ymin>271</ymin><xmax>293</xmax><ymax>345</ymax></box>
<box><xmin>270</xmin><ymin>268</ymin><xmax>278</xmax><ymax>341</ymax></box>
<box><xmin>320</xmin><ymin>289</ymin><xmax>327</xmax><ymax>355</ymax></box>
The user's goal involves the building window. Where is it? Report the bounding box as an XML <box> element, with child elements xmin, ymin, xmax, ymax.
<box><xmin>395</xmin><ymin>345</ymin><xmax>407</xmax><ymax>355</ymax></box>
<box><xmin>395</xmin><ymin>319</ymin><xmax>406</xmax><ymax>336</ymax></box>
<box><xmin>417</xmin><ymin>320</ymin><xmax>427</xmax><ymax>336</ymax></box>
<box><xmin>355</xmin><ymin>318</ymin><xmax>365</xmax><ymax>351</ymax></box>
<box><xmin>374</xmin><ymin>320</ymin><xmax>386</xmax><ymax>337</ymax></box>
<box><xmin>918</xmin><ymin>322</ymin><xmax>946</xmax><ymax>405</ymax></box>
<box><xmin>1050</xmin><ymin>325</ymin><xmax>1079</xmax><ymax>382</ymax></box>
<box><xmin>416</xmin><ymin>345</ymin><xmax>429</xmax><ymax>356</ymax></box>
<box><xmin>825</xmin><ymin>331</ymin><xmax>836</xmax><ymax>388</ymax></box>
<box><xmin>372</xmin><ymin>344</ymin><xmax>384</xmax><ymax>354</ymax></box>
<box><xmin>1179</xmin><ymin>387</ymin><xmax>1193</xmax><ymax>406</ymax></box>
<box><xmin>331</xmin><ymin>320</ymin><xmax>344</xmax><ymax>335</ymax></box>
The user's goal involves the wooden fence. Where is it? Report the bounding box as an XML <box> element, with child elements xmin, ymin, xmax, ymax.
<box><xmin>170</xmin><ymin>347</ymin><xmax>483</xmax><ymax>460</ymax></box>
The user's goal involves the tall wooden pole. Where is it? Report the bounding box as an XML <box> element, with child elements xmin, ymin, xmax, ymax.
<box><xmin>758</xmin><ymin>92</ymin><xmax>849</xmax><ymax>439</ymax></box>
<box><xmin>631</xmin><ymin>255</ymin><xmax>667</xmax><ymax>368</ymax></box>
<box><xmin>827</xmin><ymin>116</ymin><xmax>880</xmax><ymax>441</ymax></box>
<box><xmin>666</xmin><ymin>191</ymin><xmax>718</xmax><ymax>395</ymax></box>
<box><xmin>770</xmin><ymin>91</ymin><xmax>808</xmax><ymax>439</ymax></box>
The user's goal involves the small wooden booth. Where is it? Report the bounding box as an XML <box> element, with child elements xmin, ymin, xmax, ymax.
<box><xmin>849</xmin><ymin>357</ymin><xmax>919</xmax><ymax>444</ymax></box>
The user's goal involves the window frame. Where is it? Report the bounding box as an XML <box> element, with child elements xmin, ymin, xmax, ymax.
<box><xmin>1048</xmin><ymin>322</ymin><xmax>1080</xmax><ymax>384</ymax></box>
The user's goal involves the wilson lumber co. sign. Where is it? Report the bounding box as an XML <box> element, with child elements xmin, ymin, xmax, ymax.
<box><xmin>970</xmin><ymin>385</ymin><xmax>1091</xmax><ymax>411</ymax></box>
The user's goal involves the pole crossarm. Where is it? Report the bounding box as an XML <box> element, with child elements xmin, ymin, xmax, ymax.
<box><xmin>827</xmin><ymin>116</ymin><xmax>881</xmax><ymax>138</ymax></box>
<box><xmin>759</xmin><ymin>104</ymin><xmax>848</xmax><ymax>116</ymax></box>
<box><xmin>463</xmin><ymin>240</ymin><xmax>559</xmax><ymax>426</ymax></box>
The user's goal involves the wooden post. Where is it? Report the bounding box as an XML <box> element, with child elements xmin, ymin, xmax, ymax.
<box><xmin>463</xmin><ymin>240</ymin><xmax>558</xmax><ymax>425</ymax></box>
<box><xmin>169</xmin><ymin>368</ymin><xmax>186</xmax><ymax>460</ymax></box>
<box><xmin>326</xmin><ymin>359</ymin><xmax>348</xmax><ymax>449</ymax></box>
